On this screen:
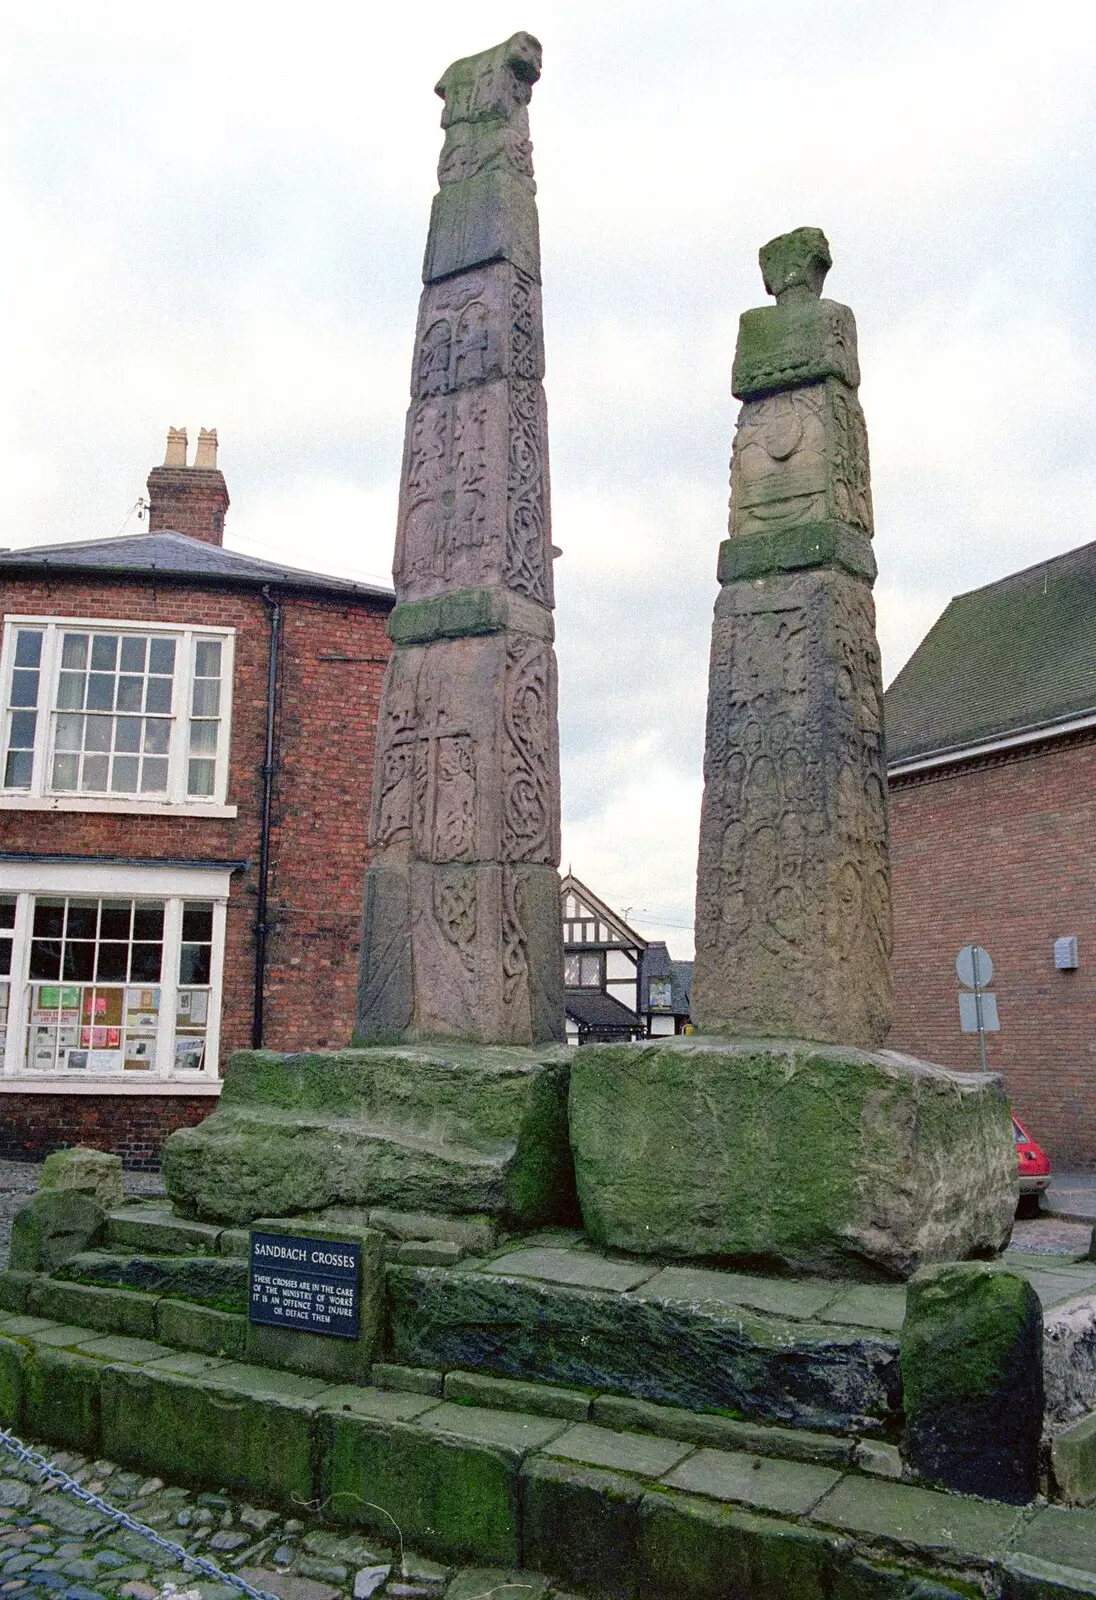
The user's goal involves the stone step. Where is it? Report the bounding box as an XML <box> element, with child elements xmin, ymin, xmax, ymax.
<box><xmin>53</xmin><ymin>1250</ymin><xmax>249</xmax><ymax>1313</ymax></box>
<box><xmin>5</xmin><ymin>1309</ymin><xmax>1096</xmax><ymax>1598</ymax></box>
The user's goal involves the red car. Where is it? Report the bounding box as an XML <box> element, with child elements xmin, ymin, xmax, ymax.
<box><xmin>1014</xmin><ymin>1115</ymin><xmax>1051</xmax><ymax>1216</ymax></box>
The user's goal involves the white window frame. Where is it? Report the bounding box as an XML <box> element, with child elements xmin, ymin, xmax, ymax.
<box><xmin>0</xmin><ymin>615</ymin><xmax>237</xmax><ymax>817</ymax></box>
<box><xmin>0</xmin><ymin>860</ymin><xmax>229</xmax><ymax>1095</ymax></box>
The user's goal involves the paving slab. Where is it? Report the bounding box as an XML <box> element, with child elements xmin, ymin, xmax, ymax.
<box><xmin>0</xmin><ymin>1317</ymin><xmax>67</xmax><ymax>1338</ymax></box>
<box><xmin>27</xmin><ymin>1324</ymin><xmax>101</xmax><ymax>1350</ymax></box>
<box><xmin>540</xmin><ymin>1422</ymin><xmax>693</xmax><ymax>1480</ymax></box>
<box><xmin>481</xmin><ymin>1249</ymin><xmax>656</xmax><ymax>1293</ymax></box>
<box><xmin>416</xmin><ymin>1403</ymin><xmax>567</xmax><ymax>1454</ymax></box>
<box><xmin>71</xmin><ymin>1336</ymin><xmax>170</xmax><ymax>1365</ymax></box>
<box><xmin>632</xmin><ymin>1266</ymin><xmax>838</xmax><ymax>1321</ymax></box>
<box><xmin>659</xmin><ymin>1447</ymin><xmax>841</xmax><ymax>1516</ymax></box>
<box><xmin>809</xmin><ymin>1474</ymin><xmax>1023</xmax><ymax>1557</ymax></box>
<box><xmin>205</xmin><ymin>1363</ymin><xmax>331</xmax><ymax>1401</ymax></box>
<box><xmin>821</xmin><ymin>1284</ymin><xmax>908</xmax><ymax>1333</ymax></box>
<box><xmin>588</xmin><ymin>1393</ymin><xmax>856</xmax><ymax>1466</ymax></box>
<box><xmin>1015</xmin><ymin>1507</ymin><xmax>1096</xmax><ymax>1575</ymax></box>
<box><xmin>143</xmin><ymin>1352</ymin><xmax>231</xmax><ymax>1378</ymax></box>
<box><xmin>316</xmin><ymin>1386</ymin><xmax>440</xmax><ymax>1423</ymax></box>
<box><xmin>442</xmin><ymin>1371</ymin><xmax>590</xmax><ymax>1421</ymax></box>
<box><xmin>370</xmin><ymin>1363</ymin><xmax>443</xmax><ymax>1398</ymax></box>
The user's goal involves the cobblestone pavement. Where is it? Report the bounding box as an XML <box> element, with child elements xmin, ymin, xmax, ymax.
<box><xmin>0</xmin><ymin>1440</ymin><xmax>556</xmax><ymax>1600</ymax></box>
<box><xmin>0</xmin><ymin>1164</ymin><xmax>165</xmax><ymax>1271</ymax></box>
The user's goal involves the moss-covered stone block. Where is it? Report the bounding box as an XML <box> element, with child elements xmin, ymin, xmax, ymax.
<box><xmin>104</xmin><ymin>1208</ymin><xmax>223</xmax><ymax>1255</ymax></box>
<box><xmin>22</xmin><ymin>1346</ymin><xmax>102</xmax><ymax>1454</ymax></box>
<box><xmin>156</xmin><ymin>1299</ymin><xmax>247</xmax><ymax>1360</ymax></box>
<box><xmin>28</xmin><ymin>1279</ymin><xmax>159</xmax><ymax>1340</ymax></box>
<box><xmin>521</xmin><ymin>1456</ymin><xmax>643</xmax><ymax>1599</ymax></box>
<box><xmin>1003</xmin><ymin>1552</ymin><xmax>1096</xmax><ymax>1597</ymax></box>
<box><xmin>318</xmin><ymin>1409</ymin><xmax>521</xmax><ymax>1564</ymax></box>
<box><xmin>9</xmin><ymin>1190</ymin><xmax>105</xmax><ymax>1272</ymax></box>
<box><xmin>639</xmin><ymin>1490</ymin><xmax>849</xmax><ymax>1600</ymax></box>
<box><xmin>55</xmin><ymin>1251</ymin><xmax>248</xmax><ymax>1312</ymax></box>
<box><xmin>41</xmin><ymin>1146</ymin><xmax>124</xmax><ymax>1209</ymax></box>
<box><xmin>0</xmin><ymin>1270</ymin><xmax>36</xmax><ymax>1313</ymax></box>
<box><xmin>162</xmin><ymin>1045</ymin><xmax>578</xmax><ymax>1229</ymax></box>
<box><xmin>0</xmin><ymin>1334</ymin><xmax>26</xmax><ymax>1428</ymax></box>
<box><xmin>100</xmin><ymin>1364</ymin><xmax>317</xmax><ymax>1502</ymax></box>
<box><xmin>569</xmin><ymin>1037</ymin><xmax>1015</xmax><ymax>1279</ymax></box>
<box><xmin>901</xmin><ymin>1263</ymin><xmax>1042</xmax><ymax>1503</ymax></box>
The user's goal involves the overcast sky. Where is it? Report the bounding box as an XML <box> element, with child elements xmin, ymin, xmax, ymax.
<box><xmin>3</xmin><ymin>1</ymin><xmax>1095</xmax><ymax>956</ymax></box>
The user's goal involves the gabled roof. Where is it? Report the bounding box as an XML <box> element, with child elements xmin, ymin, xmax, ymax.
<box><xmin>563</xmin><ymin>990</ymin><xmax>641</xmax><ymax>1031</ymax></box>
<box><xmin>885</xmin><ymin>539</ymin><xmax>1096</xmax><ymax>770</ymax></box>
<box><xmin>0</xmin><ymin>531</ymin><xmax>394</xmax><ymax>606</ymax></box>
<box><xmin>560</xmin><ymin>872</ymin><xmax>647</xmax><ymax>949</ymax></box>
<box><xmin>639</xmin><ymin>942</ymin><xmax>693</xmax><ymax>1014</ymax></box>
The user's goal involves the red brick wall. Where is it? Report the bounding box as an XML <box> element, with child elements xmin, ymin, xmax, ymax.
<box><xmin>0</xmin><ymin>1094</ymin><xmax>214</xmax><ymax>1169</ymax></box>
<box><xmin>1</xmin><ymin>571</ymin><xmax>392</xmax><ymax>1152</ymax></box>
<box><xmin>889</xmin><ymin>732</ymin><xmax>1096</xmax><ymax>1167</ymax></box>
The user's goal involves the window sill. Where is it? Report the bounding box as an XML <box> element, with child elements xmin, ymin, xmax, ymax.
<box><xmin>0</xmin><ymin>1076</ymin><xmax>223</xmax><ymax>1096</ymax></box>
<box><xmin>0</xmin><ymin>795</ymin><xmax>237</xmax><ymax>818</ymax></box>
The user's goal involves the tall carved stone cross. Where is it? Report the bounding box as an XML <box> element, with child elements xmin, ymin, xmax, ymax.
<box><xmin>357</xmin><ymin>32</ymin><xmax>564</xmax><ymax>1047</ymax></box>
<box><xmin>692</xmin><ymin>228</ymin><xmax>893</xmax><ymax>1048</ymax></box>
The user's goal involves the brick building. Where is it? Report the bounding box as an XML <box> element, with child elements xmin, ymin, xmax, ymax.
<box><xmin>885</xmin><ymin>539</ymin><xmax>1096</xmax><ymax>1167</ymax></box>
<box><xmin>0</xmin><ymin>430</ymin><xmax>393</xmax><ymax>1164</ymax></box>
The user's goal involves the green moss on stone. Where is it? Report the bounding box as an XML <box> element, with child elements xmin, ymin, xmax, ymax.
<box><xmin>0</xmin><ymin>1335</ymin><xmax>26</xmax><ymax>1429</ymax></box>
<box><xmin>639</xmin><ymin>1489</ymin><xmax>848</xmax><ymax>1600</ymax></box>
<box><xmin>23</xmin><ymin>1346</ymin><xmax>102</xmax><ymax>1455</ymax></box>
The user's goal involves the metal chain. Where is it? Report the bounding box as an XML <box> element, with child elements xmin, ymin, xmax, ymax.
<box><xmin>0</xmin><ymin>1427</ymin><xmax>279</xmax><ymax>1600</ymax></box>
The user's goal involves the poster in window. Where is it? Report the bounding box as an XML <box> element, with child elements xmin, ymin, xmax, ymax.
<box><xmin>124</xmin><ymin>1038</ymin><xmax>154</xmax><ymax>1070</ymax></box>
<box><xmin>86</xmin><ymin>1049</ymin><xmax>123</xmax><ymax>1072</ymax></box>
<box><xmin>174</xmin><ymin>1038</ymin><xmax>205</xmax><ymax>1071</ymax></box>
<box><xmin>126</xmin><ymin>988</ymin><xmax>160</xmax><ymax>1032</ymax></box>
<box><xmin>65</xmin><ymin>1050</ymin><xmax>89</xmax><ymax>1070</ymax></box>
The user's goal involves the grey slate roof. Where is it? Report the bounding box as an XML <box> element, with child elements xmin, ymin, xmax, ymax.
<box><xmin>564</xmin><ymin>990</ymin><xmax>641</xmax><ymax>1032</ymax></box>
<box><xmin>638</xmin><ymin>941</ymin><xmax>693</xmax><ymax>1015</ymax></box>
<box><xmin>885</xmin><ymin>539</ymin><xmax>1096</xmax><ymax>767</ymax></box>
<box><xmin>0</xmin><ymin>531</ymin><xmax>394</xmax><ymax>606</ymax></box>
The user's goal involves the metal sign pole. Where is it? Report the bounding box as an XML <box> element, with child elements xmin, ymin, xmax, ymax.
<box><xmin>972</xmin><ymin>942</ymin><xmax>988</xmax><ymax>1073</ymax></box>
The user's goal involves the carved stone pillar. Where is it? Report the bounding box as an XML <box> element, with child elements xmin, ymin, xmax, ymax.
<box><xmin>357</xmin><ymin>33</ymin><xmax>564</xmax><ymax>1046</ymax></box>
<box><xmin>691</xmin><ymin>228</ymin><xmax>893</xmax><ymax>1048</ymax></box>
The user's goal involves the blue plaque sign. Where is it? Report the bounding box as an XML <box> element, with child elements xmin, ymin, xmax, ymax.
<box><xmin>249</xmin><ymin>1231</ymin><xmax>360</xmax><ymax>1338</ymax></box>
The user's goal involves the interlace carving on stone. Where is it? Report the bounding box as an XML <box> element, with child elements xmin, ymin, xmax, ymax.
<box><xmin>501</xmin><ymin>866</ymin><xmax>529</xmax><ymax>1003</ymax></box>
<box><xmin>502</xmin><ymin>633</ymin><xmax>552</xmax><ymax>862</ymax></box>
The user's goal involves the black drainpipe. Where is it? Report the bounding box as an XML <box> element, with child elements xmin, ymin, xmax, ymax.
<box><xmin>252</xmin><ymin>585</ymin><xmax>282</xmax><ymax>1047</ymax></box>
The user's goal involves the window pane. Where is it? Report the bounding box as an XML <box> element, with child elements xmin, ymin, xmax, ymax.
<box><xmin>14</xmin><ymin>630</ymin><xmax>43</xmax><ymax>668</ymax></box>
<box><xmin>55</xmin><ymin>713</ymin><xmax>83</xmax><ymax>750</ymax></box>
<box><xmin>82</xmin><ymin>754</ymin><xmax>108</xmax><ymax>789</ymax></box>
<box><xmin>114</xmin><ymin>717</ymin><xmax>141</xmax><ymax>753</ymax></box>
<box><xmin>143</xmin><ymin>719</ymin><xmax>170</xmax><ymax>754</ymax></box>
<box><xmin>119</xmin><ymin>636</ymin><xmax>147</xmax><ymax>672</ymax></box>
<box><xmin>84</xmin><ymin>715</ymin><xmax>112</xmax><ymax>752</ymax></box>
<box><xmin>34</xmin><ymin>902</ymin><xmax>65</xmax><ymax>938</ymax></box>
<box><xmin>130</xmin><ymin>943</ymin><xmax>162</xmax><ymax>981</ymax></box>
<box><xmin>145</xmin><ymin>677</ymin><xmax>172</xmax><ymax>713</ymax></box>
<box><xmin>67</xmin><ymin>903</ymin><xmax>97</xmax><ymax>939</ymax></box>
<box><xmin>133</xmin><ymin>905</ymin><xmax>164</xmax><ymax>941</ymax></box>
<box><xmin>187</xmin><ymin>758</ymin><xmax>215</xmax><ymax>797</ymax></box>
<box><xmin>99</xmin><ymin>903</ymin><xmax>131</xmax><ymax>940</ymax></box>
<box><xmin>61</xmin><ymin>634</ymin><xmax>88</xmax><ymax>669</ymax></box>
<box><xmin>191</xmin><ymin>679</ymin><xmax>220</xmax><ymax>717</ymax></box>
<box><xmin>56</xmin><ymin>672</ymin><xmax>86</xmax><ymax>710</ymax></box>
<box><xmin>111</xmin><ymin>756</ymin><xmax>139</xmax><ymax>792</ymax></box>
<box><xmin>182</xmin><ymin>904</ymin><xmax>213</xmax><ymax>941</ymax></box>
<box><xmin>51</xmin><ymin>753</ymin><xmax>78</xmax><ymax>789</ymax></box>
<box><xmin>179</xmin><ymin>944</ymin><xmax>212</xmax><ymax>985</ymax></box>
<box><xmin>90</xmin><ymin>635</ymin><xmax>118</xmax><ymax>670</ymax></box>
<box><xmin>10</xmin><ymin>670</ymin><xmax>39</xmax><ymax>708</ymax></box>
<box><xmin>97</xmin><ymin>943</ymin><xmax>128</xmax><ymax>982</ymax></box>
<box><xmin>30</xmin><ymin>941</ymin><xmax>62</xmax><ymax>980</ymax></box>
<box><xmin>4</xmin><ymin>749</ymin><xmax>32</xmax><ymax>787</ymax></box>
<box><xmin>189</xmin><ymin>719</ymin><xmax>218</xmax><ymax>755</ymax></box>
<box><xmin>563</xmin><ymin>954</ymin><xmax>580</xmax><ymax>986</ymax></box>
<box><xmin>86</xmin><ymin>673</ymin><xmax>114</xmax><ymax>711</ymax></box>
<box><xmin>116</xmin><ymin>676</ymin><xmax>143</xmax><ymax>712</ymax></box>
<box><xmin>194</xmin><ymin>639</ymin><xmax>221</xmax><ymax>677</ymax></box>
<box><xmin>140</xmin><ymin>757</ymin><xmax>168</xmax><ymax>792</ymax></box>
<box><xmin>9</xmin><ymin>710</ymin><xmax>36</xmax><ymax>748</ymax></box>
<box><xmin>63</xmin><ymin>942</ymin><xmax>95</xmax><ymax>982</ymax></box>
<box><xmin>149</xmin><ymin>638</ymin><xmax>176</xmax><ymax>674</ymax></box>
<box><xmin>0</xmin><ymin>941</ymin><xmax>10</xmax><ymax>978</ymax></box>
<box><xmin>0</xmin><ymin>901</ymin><xmax>15</xmax><ymax>931</ymax></box>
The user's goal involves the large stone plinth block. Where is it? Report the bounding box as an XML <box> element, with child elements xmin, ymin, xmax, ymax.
<box><xmin>162</xmin><ymin>1044</ymin><xmax>579</xmax><ymax>1227</ymax></box>
<box><xmin>568</xmin><ymin>1037</ymin><xmax>1016</xmax><ymax>1280</ymax></box>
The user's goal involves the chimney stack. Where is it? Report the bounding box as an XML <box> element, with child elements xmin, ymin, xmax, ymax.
<box><xmin>146</xmin><ymin>426</ymin><xmax>229</xmax><ymax>545</ymax></box>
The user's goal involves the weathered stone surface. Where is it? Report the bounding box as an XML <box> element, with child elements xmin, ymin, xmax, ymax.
<box><xmin>357</xmin><ymin>34</ymin><xmax>562</xmax><ymax>1051</ymax></box>
<box><xmin>568</xmin><ymin>1036</ymin><xmax>1015</xmax><ymax>1278</ymax></box>
<box><xmin>0</xmin><ymin>1333</ymin><xmax>26</xmax><ymax>1428</ymax></box>
<box><xmin>521</xmin><ymin>1458</ymin><xmax>643</xmax><ymax>1600</ymax></box>
<box><xmin>104</xmin><ymin>1207</ymin><xmax>223</xmax><ymax>1255</ymax></box>
<box><xmin>22</xmin><ymin>1345</ymin><xmax>102</xmax><ymax>1454</ymax></box>
<box><xmin>28</xmin><ymin>1278</ymin><xmax>159</xmax><ymax>1339</ymax></box>
<box><xmin>1052</xmin><ymin>1413</ymin><xmax>1096</xmax><ymax>1507</ymax></box>
<box><xmin>162</xmin><ymin>1046</ymin><xmax>578</xmax><ymax>1227</ymax></box>
<box><xmin>693</xmin><ymin>228</ymin><xmax>891</xmax><ymax>1049</ymax></box>
<box><xmin>40</xmin><ymin>1146</ymin><xmax>125</xmax><ymax>1210</ymax></box>
<box><xmin>387</xmin><ymin>1263</ymin><xmax>901</xmax><ymax>1434</ymax></box>
<box><xmin>9</xmin><ymin>1189</ymin><xmax>105</xmax><ymax>1272</ymax></box>
<box><xmin>901</xmin><ymin>1263</ymin><xmax>1043</xmax><ymax>1502</ymax></box>
<box><xmin>55</xmin><ymin>1250</ymin><xmax>248</xmax><ymax>1312</ymax></box>
<box><xmin>640</xmin><ymin>1492</ymin><xmax>849</xmax><ymax>1600</ymax></box>
<box><xmin>156</xmin><ymin>1298</ymin><xmax>247</xmax><ymax>1360</ymax></box>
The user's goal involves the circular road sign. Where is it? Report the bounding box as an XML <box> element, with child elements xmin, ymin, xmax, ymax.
<box><xmin>956</xmin><ymin>944</ymin><xmax>994</xmax><ymax>989</ymax></box>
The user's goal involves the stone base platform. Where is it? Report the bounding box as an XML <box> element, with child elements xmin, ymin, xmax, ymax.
<box><xmin>9</xmin><ymin>1294</ymin><xmax>1096</xmax><ymax>1597</ymax></box>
